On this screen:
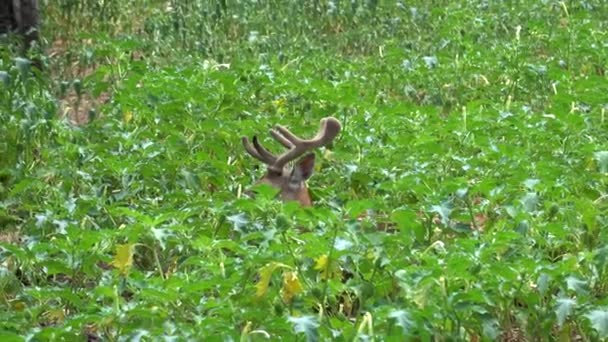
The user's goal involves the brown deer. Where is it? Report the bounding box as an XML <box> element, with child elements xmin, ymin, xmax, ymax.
<box><xmin>241</xmin><ymin>117</ymin><xmax>341</xmax><ymax>206</ymax></box>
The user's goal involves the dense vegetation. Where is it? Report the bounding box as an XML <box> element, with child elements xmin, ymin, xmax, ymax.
<box><xmin>2</xmin><ymin>0</ymin><xmax>608</xmax><ymax>340</ymax></box>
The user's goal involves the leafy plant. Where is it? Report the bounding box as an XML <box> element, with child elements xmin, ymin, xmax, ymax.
<box><xmin>1</xmin><ymin>0</ymin><xmax>608</xmax><ymax>340</ymax></box>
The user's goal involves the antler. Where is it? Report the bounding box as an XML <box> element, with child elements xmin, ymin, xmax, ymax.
<box><xmin>242</xmin><ymin>117</ymin><xmax>341</xmax><ymax>172</ymax></box>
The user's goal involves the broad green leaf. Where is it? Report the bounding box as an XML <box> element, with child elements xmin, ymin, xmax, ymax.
<box><xmin>516</xmin><ymin>220</ymin><xmax>529</xmax><ymax>235</ymax></box>
<box><xmin>455</xmin><ymin>188</ymin><xmax>468</xmax><ymax>199</ymax></box>
<box><xmin>430</xmin><ymin>203</ymin><xmax>451</xmax><ymax>225</ymax></box>
<box><xmin>482</xmin><ymin>318</ymin><xmax>499</xmax><ymax>339</ymax></box>
<box><xmin>150</xmin><ymin>228</ymin><xmax>171</xmax><ymax>250</ymax></box>
<box><xmin>0</xmin><ymin>71</ymin><xmax>9</xmax><ymax>86</ymax></box>
<box><xmin>333</xmin><ymin>237</ymin><xmax>353</xmax><ymax>251</ymax></box>
<box><xmin>594</xmin><ymin>151</ymin><xmax>608</xmax><ymax>173</ymax></box>
<box><xmin>555</xmin><ymin>298</ymin><xmax>576</xmax><ymax>327</ymax></box>
<box><xmin>586</xmin><ymin>309</ymin><xmax>608</xmax><ymax>337</ymax></box>
<box><xmin>521</xmin><ymin>192</ymin><xmax>539</xmax><ymax>213</ymax></box>
<box><xmin>523</xmin><ymin>178</ymin><xmax>540</xmax><ymax>189</ymax></box>
<box><xmin>0</xmin><ymin>330</ymin><xmax>23</xmax><ymax>342</ymax></box>
<box><xmin>288</xmin><ymin>315</ymin><xmax>319</xmax><ymax>342</ymax></box>
<box><xmin>537</xmin><ymin>273</ymin><xmax>550</xmax><ymax>295</ymax></box>
<box><xmin>565</xmin><ymin>276</ymin><xmax>588</xmax><ymax>295</ymax></box>
<box><xmin>388</xmin><ymin>310</ymin><xmax>414</xmax><ymax>334</ymax></box>
<box><xmin>227</xmin><ymin>213</ymin><xmax>249</xmax><ymax>231</ymax></box>
<box><xmin>14</xmin><ymin>57</ymin><xmax>30</xmax><ymax>78</ymax></box>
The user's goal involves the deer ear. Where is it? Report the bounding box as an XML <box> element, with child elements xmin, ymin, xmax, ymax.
<box><xmin>291</xmin><ymin>153</ymin><xmax>315</xmax><ymax>181</ymax></box>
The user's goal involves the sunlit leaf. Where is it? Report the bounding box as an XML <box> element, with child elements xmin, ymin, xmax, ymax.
<box><xmin>0</xmin><ymin>71</ymin><xmax>9</xmax><ymax>86</ymax></box>
<box><xmin>42</xmin><ymin>308</ymin><xmax>66</xmax><ymax>324</ymax></box>
<box><xmin>124</xmin><ymin>110</ymin><xmax>133</xmax><ymax>123</ymax></box>
<box><xmin>566</xmin><ymin>276</ymin><xmax>588</xmax><ymax>295</ymax></box>
<box><xmin>227</xmin><ymin>213</ymin><xmax>249</xmax><ymax>231</ymax></box>
<box><xmin>334</xmin><ymin>237</ymin><xmax>353</xmax><ymax>251</ymax></box>
<box><xmin>586</xmin><ymin>309</ymin><xmax>608</xmax><ymax>337</ymax></box>
<box><xmin>521</xmin><ymin>192</ymin><xmax>539</xmax><ymax>213</ymax></box>
<box><xmin>14</xmin><ymin>57</ymin><xmax>30</xmax><ymax>78</ymax></box>
<box><xmin>537</xmin><ymin>273</ymin><xmax>550</xmax><ymax>295</ymax></box>
<box><xmin>255</xmin><ymin>262</ymin><xmax>289</xmax><ymax>298</ymax></box>
<box><xmin>112</xmin><ymin>243</ymin><xmax>135</xmax><ymax>276</ymax></box>
<box><xmin>555</xmin><ymin>298</ymin><xmax>576</xmax><ymax>327</ymax></box>
<box><xmin>0</xmin><ymin>330</ymin><xmax>23</xmax><ymax>341</ymax></box>
<box><xmin>430</xmin><ymin>203</ymin><xmax>451</xmax><ymax>225</ymax></box>
<box><xmin>388</xmin><ymin>310</ymin><xmax>413</xmax><ymax>334</ymax></box>
<box><xmin>314</xmin><ymin>255</ymin><xmax>328</xmax><ymax>274</ymax></box>
<box><xmin>482</xmin><ymin>318</ymin><xmax>499</xmax><ymax>339</ymax></box>
<box><xmin>151</xmin><ymin>228</ymin><xmax>171</xmax><ymax>250</ymax></box>
<box><xmin>594</xmin><ymin>151</ymin><xmax>608</xmax><ymax>173</ymax></box>
<box><xmin>281</xmin><ymin>271</ymin><xmax>303</xmax><ymax>303</ymax></box>
<box><xmin>288</xmin><ymin>315</ymin><xmax>319</xmax><ymax>342</ymax></box>
<box><xmin>455</xmin><ymin>188</ymin><xmax>468</xmax><ymax>199</ymax></box>
<box><xmin>314</xmin><ymin>255</ymin><xmax>339</xmax><ymax>280</ymax></box>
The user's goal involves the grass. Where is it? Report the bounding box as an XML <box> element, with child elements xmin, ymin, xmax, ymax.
<box><xmin>1</xmin><ymin>0</ymin><xmax>608</xmax><ymax>340</ymax></box>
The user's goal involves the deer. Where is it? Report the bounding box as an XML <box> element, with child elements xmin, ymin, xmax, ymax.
<box><xmin>241</xmin><ymin>116</ymin><xmax>342</xmax><ymax>206</ymax></box>
<box><xmin>241</xmin><ymin>117</ymin><xmax>398</xmax><ymax>319</ymax></box>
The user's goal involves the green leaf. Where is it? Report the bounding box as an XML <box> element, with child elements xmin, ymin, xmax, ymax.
<box><xmin>390</xmin><ymin>209</ymin><xmax>422</xmax><ymax>242</ymax></box>
<box><xmin>523</xmin><ymin>178</ymin><xmax>540</xmax><ymax>190</ymax></box>
<box><xmin>345</xmin><ymin>199</ymin><xmax>376</xmax><ymax>218</ymax></box>
<box><xmin>150</xmin><ymin>228</ymin><xmax>171</xmax><ymax>250</ymax></box>
<box><xmin>537</xmin><ymin>273</ymin><xmax>550</xmax><ymax>295</ymax></box>
<box><xmin>521</xmin><ymin>192</ymin><xmax>539</xmax><ymax>213</ymax></box>
<box><xmin>455</xmin><ymin>188</ymin><xmax>468</xmax><ymax>199</ymax></box>
<box><xmin>516</xmin><ymin>220</ymin><xmax>529</xmax><ymax>235</ymax></box>
<box><xmin>555</xmin><ymin>298</ymin><xmax>576</xmax><ymax>327</ymax></box>
<box><xmin>449</xmin><ymin>221</ymin><xmax>473</xmax><ymax>233</ymax></box>
<box><xmin>0</xmin><ymin>71</ymin><xmax>10</xmax><ymax>87</ymax></box>
<box><xmin>388</xmin><ymin>309</ymin><xmax>413</xmax><ymax>334</ymax></box>
<box><xmin>14</xmin><ymin>57</ymin><xmax>30</xmax><ymax>78</ymax></box>
<box><xmin>430</xmin><ymin>203</ymin><xmax>451</xmax><ymax>225</ymax></box>
<box><xmin>0</xmin><ymin>330</ymin><xmax>24</xmax><ymax>342</ymax></box>
<box><xmin>586</xmin><ymin>309</ymin><xmax>608</xmax><ymax>337</ymax></box>
<box><xmin>566</xmin><ymin>276</ymin><xmax>588</xmax><ymax>295</ymax></box>
<box><xmin>594</xmin><ymin>151</ymin><xmax>608</xmax><ymax>173</ymax></box>
<box><xmin>227</xmin><ymin>213</ymin><xmax>249</xmax><ymax>231</ymax></box>
<box><xmin>288</xmin><ymin>316</ymin><xmax>319</xmax><ymax>342</ymax></box>
<box><xmin>482</xmin><ymin>317</ymin><xmax>499</xmax><ymax>339</ymax></box>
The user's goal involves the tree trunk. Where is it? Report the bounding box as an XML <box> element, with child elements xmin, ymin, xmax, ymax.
<box><xmin>0</xmin><ymin>0</ymin><xmax>17</xmax><ymax>33</ymax></box>
<box><xmin>0</xmin><ymin>0</ymin><xmax>39</xmax><ymax>50</ymax></box>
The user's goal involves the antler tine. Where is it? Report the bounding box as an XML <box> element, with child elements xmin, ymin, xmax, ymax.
<box><xmin>252</xmin><ymin>136</ymin><xmax>277</xmax><ymax>163</ymax></box>
<box><xmin>269</xmin><ymin>117</ymin><xmax>341</xmax><ymax>172</ymax></box>
<box><xmin>241</xmin><ymin>136</ymin><xmax>276</xmax><ymax>165</ymax></box>
<box><xmin>269</xmin><ymin>127</ymin><xmax>295</xmax><ymax>148</ymax></box>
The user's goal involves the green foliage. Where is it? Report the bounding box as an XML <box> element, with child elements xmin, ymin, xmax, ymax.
<box><xmin>1</xmin><ymin>0</ymin><xmax>608</xmax><ymax>340</ymax></box>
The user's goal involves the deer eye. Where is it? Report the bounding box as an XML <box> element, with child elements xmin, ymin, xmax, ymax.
<box><xmin>267</xmin><ymin>169</ymin><xmax>282</xmax><ymax>177</ymax></box>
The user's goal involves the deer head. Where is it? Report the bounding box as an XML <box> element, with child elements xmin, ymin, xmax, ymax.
<box><xmin>242</xmin><ymin>117</ymin><xmax>341</xmax><ymax>206</ymax></box>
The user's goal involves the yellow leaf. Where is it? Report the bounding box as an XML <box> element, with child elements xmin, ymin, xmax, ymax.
<box><xmin>240</xmin><ymin>321</ymin><xmax>252</xmax><ymax>342</ymax></box>
<box><xmin>43</xmin><ymin>309</ymin><xmax>65</xmax><ymax>324</ymax></box>
<box><xmin>123</xmin><ymin>111</ymin><xmax>133</xmax><ymax>123</ymax></box>
<box><xmin>255</xmin><ymin>262</ymin><xmax>290</xmax><ymax>298</ymax></box>
<box><xmin>112</xmin><ymin>243</ymin><xmax>135</xmax><ymax>275</ymax></box>
<box><xmin>314</xmin><ymin>254</ymin><xmax>339</xmax><ymax>280</ymax></box>
<box><xmin>314</xmin><ymin>255</ymin><xmax>328</xmax><ymax>270</ymax></box>
<box><xmin>281</xmin><ymin>271</ymin><xmax>303</xmax><ymax>303</ymax></box>
<box><xmin>13</xmin><ymin>301</ymin><xmax>26</xmax><ymax>311</ymax></box>
<box><xmin>272</xmin><ymin>98</ymin><xmax>286</xmax><ymax>108</ymax></box>
<box><xmin>322</xmin><ymin>148</ymin><xmax>335</xmax><ymax>161</ymax></box>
